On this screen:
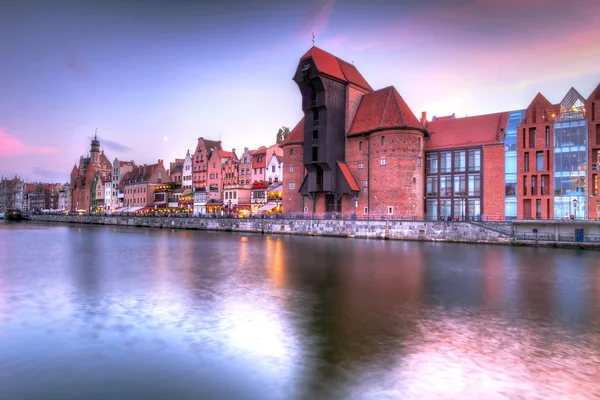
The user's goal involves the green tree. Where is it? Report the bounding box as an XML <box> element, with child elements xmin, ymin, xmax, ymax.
<box><xmin>276</xmin><ymin>126</ymin><xmax>290</xmax><ymax>144</ymax></box>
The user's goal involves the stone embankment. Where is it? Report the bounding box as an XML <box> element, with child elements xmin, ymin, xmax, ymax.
<box><xmin>28</xmin><ymin>214</ymin><xmax>512</xmax><ymax>245</ymax></box>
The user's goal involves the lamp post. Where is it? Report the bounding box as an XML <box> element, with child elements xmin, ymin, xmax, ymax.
<box><xmin>573</xmin><ymin>198</ymin><xmax>579</xmax><ymax>220</ymax></box>
<box><xmin>353</xmin><ymin>196</ymin><xmax>359</xmax><ymax>220</ymax></box>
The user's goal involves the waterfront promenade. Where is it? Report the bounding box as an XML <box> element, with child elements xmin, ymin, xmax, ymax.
<box><xmin>26</xmin><ymin>214</ymin><xmax>600</xmax><ymax>249</ymax></box>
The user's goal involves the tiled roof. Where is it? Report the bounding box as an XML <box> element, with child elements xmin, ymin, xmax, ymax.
<box><xmin>280</xmin><ymin>118</ymin><xmax>304</xmax><ymax>147</ymax></box>
<box><xmin>424</xmin><ymin>112</ymin><xmax>509</xmax><ymax>150</ymax></box>
<box><xmin>337</xmin><ymin>161</ymin><xmax>360</xmax><ymax>192</ymax></box>
<box><xmin>123</xmin><ymin>163</ymin><xmax>159</xmax><ymax>184</ymax></box>
<box><xmin>348</xmin><ymin>86</ymin><xmax>422</xmax><ymax>137</ymax></box>
<box><xmin>300</xmin><ymin>47</ymin><xmax>373</xmax><ymax>92</ymax></box>
<box><xmin>119</xmin><ymin>160</ymin><xmax>134</xmax><ymax>167</ymax></box>
<box><xmin>201</xmin><ymin>138</ymin><xmax>222</xmax><ymax>152</ymax></box>
<box><xmin>217</xmin><ymin>150</ymin><xmax>237</xmax><ymax>159</ymax></box>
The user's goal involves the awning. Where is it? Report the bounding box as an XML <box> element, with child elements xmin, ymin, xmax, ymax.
<box><xmin>258</xmin><ymin>202</ymin><xmax>278</xmax><ymax>211</ymax></box>
<box><xmin>128</xmin><ymin>206</ymin><xmax>143</xmax><ymax>212</ymax></box>
<box><xmin>114</xmin><ymin>207</ymin><xmax>128</xmax><ymax>213</ymax></box>
<box><xmin>136</xmin><ymin>206</ymin><xmax>154</xmax><ymax>212</ymax></box>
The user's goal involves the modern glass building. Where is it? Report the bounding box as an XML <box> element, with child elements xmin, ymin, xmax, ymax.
<box><xmin>504</xmin><ymin>110</ymin><xmax>525</xmax><ymax>219</ymax></box>
<box><xmin>553</xmin><ymin>89</ymin><xmax>587</xmax><ymax>219</ymax></box>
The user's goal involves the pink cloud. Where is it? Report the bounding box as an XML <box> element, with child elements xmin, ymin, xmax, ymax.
<box><xmin>0</xmin><ymin>129</ymin><xmax>59</xmax><ymax>157</ymax></box>
<box><xmin>298</xmin><ymin>0</ymin><xmax>335</xmax><ymax>42</ymax></box>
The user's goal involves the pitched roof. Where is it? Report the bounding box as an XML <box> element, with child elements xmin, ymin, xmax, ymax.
<box><xmin>560</xmin><ymin>87</ymin><xmax>585</xmax><ymax>111</ymax></box>
<box><xmin>280</xmin><ymin>118</ymin><xmax>304</xmax><ymax>147</ymax></box>
<box><xmin>253</xmin><ymin>146</ymin><xmax>267</xmax><ymax>154</ymax></box>
<box><xmin>348</xmin><ymin>86</ymin><xmax>422</xmax><ymax>137</ymax></box>
<box><xmin>527</xmin><ymin>92</ymin><xmax>553</xmax><ymax>110</ymax></box>
<box><xmin>217</xmin><ymin>150</ymin><xmax>237</xmax><ymax>160</ymax></box>
<box><xmin>424</xmin><ymin>112</ymin><xmax>509</xmax><ymax>150</ymax></box>
<box><xmin>587</xmin><ymin>81</ymin><xmax>600</xmax><ymax>101</ymax></box>
<box><xmin>71</xmin><ymin>165</ymin><xmax>79</xmax><ymax>175</ymax></box>
<box><xmin>337</xmin><ymin>161</ymin><xmax>360</xmax><ymax>192</ymax></box>
<box><xmin>119</xmin><ymin>160</ymin><xmax>134</xmax><ymax>167</ymax></box>
<box><xmin>300</xmin><ymin>47</ymin><xmax>373</xmax><ymax>92</ymax></box>
<box><xmin>200</xmin><ymin>138</ymin><xmax>222</xmax><ymax>152</ymax></box>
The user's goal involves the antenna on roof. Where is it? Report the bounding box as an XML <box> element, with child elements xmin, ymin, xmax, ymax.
<box><xmin>312</xmin><ymin>32</ymin><xmax>315</xmax><ymax>46</ymax></box>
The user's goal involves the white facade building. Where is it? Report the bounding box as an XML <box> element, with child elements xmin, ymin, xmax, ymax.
<box><xmin>182</xmin><ymin>150</ymin><xmax>193</xmax><ymax>189</ymax></box>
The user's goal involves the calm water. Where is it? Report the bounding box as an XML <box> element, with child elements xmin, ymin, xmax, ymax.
<box><xmin>1</xmin><ymin>221</ymin><xmax>599</xmax><ymax>399</ymax></box>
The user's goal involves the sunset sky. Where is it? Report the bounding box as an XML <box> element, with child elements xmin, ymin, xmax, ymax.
<box><xmin>1</xmin><ymin>0</ymin><xmax>599</xmax><ymax>183</ymax></box>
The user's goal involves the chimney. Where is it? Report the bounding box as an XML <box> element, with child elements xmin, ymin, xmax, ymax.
<box><xmin>158</xmin><ymin>159</ymin><xmax>163</xmax><ymax>166</ymax></box>
<box><xmin>420</xmin><ymin>111</ymin><xmax>427</xmax><ymax>125</ymax></box>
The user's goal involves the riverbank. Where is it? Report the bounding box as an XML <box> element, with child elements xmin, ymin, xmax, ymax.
<box><xmin>22</xmin><ymin>214</ymin><xmax>600</xmax><ymax>249</ymax></box>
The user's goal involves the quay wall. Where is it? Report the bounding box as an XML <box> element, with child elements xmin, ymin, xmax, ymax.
<box><xmin>27</xmin><ymin>215</ymin><xmax>512</xmax><ymax>244</ymax></box>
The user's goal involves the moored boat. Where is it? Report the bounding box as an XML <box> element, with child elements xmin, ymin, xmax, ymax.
<box><xmin>5</xmin><ymin>209</ymin><xmax>25</xmax><ymax>221</ymax></box>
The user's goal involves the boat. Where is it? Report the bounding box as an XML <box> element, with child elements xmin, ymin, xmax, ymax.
<box><xmin>0</xmin><ymin>212</ymin><xmax>4</xmax><ymax>220</ymax></box>
<box><xmin>5</xmin><ymin>209</ymin><xmax>26</xmax><ymax>221</ymax></box>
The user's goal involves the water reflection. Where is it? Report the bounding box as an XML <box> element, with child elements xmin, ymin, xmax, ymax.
<box><xmin>1</xmin><ymin>222</ymin><xmax>599</xmax><ymax>399</ymax></box>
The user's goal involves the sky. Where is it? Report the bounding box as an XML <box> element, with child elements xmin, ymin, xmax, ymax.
<box><xmin>1</xmin><ymin>0</ymin><xmax>599</xmax><ymax>183</ymax></box>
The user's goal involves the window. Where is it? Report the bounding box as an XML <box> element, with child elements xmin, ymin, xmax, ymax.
<box><xmin>304</xmin><ymin>207</ymin><xmax>309</xmax><ymax>213</ymax></box>
<box><xmin>454</xmin><ymin>151</ymin><xmax>466</xmax><ymax>172</ymax></box>
<box><xmin>536</xmin><ymin>151</ymin><xmax>544</xmax><ymax>172</ymax></box>
<box><xmin>381</xmin><ymin>136</ymin><xmax>385</xmax><ymax>146</ymax></box>
<box><xmin>358</xmin><ymin>162</ymin><xmax>363</xmax><ymax>169</ymax></box>
<box><xmin>234</xmin><ymin>192</ymin><xmax>237</xmax><ymax>199</ymax></box>
<box><xmin>417</xmin><ymin>159</ymin><xmax>421</xmax><ymax>167</ymax></box>
<box><xmin>468</xmin><ymin>149</ymin><xmax>480</xmax><ymax>171</ymax></box>
<box><xmin>541</xmin><ymin>175</ymin><xmax>548</xmax><ymax>195</ymax></box>
<box><xmin>426</xmin><ymin>199</ymin><xmax>438</xmax><ymax>220</ymax></box>
<box><xmin>468</xmin><ymin>174</ymin><xmax>480</xmax><ymax>196</ymax></box>
<box><xmin>454</xmin><ymin>175</ymin><xmax>466</xmax><ymax>196</ymax></box>
<box><xmin>380</xmin><ymin>158</ymin><xmax>386</xmax><ymax>166</ymax></box>
<box><xmin>362</xmin><ymin>180</ymin><xmax>368</xmax><ymax>188</ymax></box>
<box><xmin>289</xmin><ymin>166</ymin><xmax>294</xmax><ymax>173</ymax></box>
<box><xmin>426</xmin><ymin>176</ymin><xmax>438</xmax><ymax>196</ymax></box>
<box><xmin>536</xmin><ymin>199</ymin><xmax>542</xmax><ymax>219</ymax></box>
<box><xmin>272</xmin><ymin>165</ymin><xmax>276</xmax><ymax>172</ymax></box>
<box><xmin>594</xmin><ymin>174</ymin><xmax>598</xmax><ymax>195</ymax></box>
<box><xmin>288</xmin><ymin>183</ymin><xmax>295</xmax><ymax>190</ymax></box>
<box><xmin>545</xmin><ymin>126</ymin><xmax>550</xmax><ymax>147</ymax></box>
<box><xmin>359</xmin><ymin>141</ymin><xmax>363</xmax><ymax>151</ymax></box>
<box><xmin>529</xmin><ymin>128</ymin><xmax>536</xmax><ymax>148</ymax></box>
<box><xmin>440</xmin><ymin>175</ymin><xmax>451</xmax><ymax>196</ymax></box>
<box><xmin>426</xmin><ymin>153</ymin><xmax>438</xmax><ymax>174</ymax></box>
<box><xmin>524</xmin><ymin>152</ymin><xmax>529</xmax><ymax>172</ymax></box>
<box><xmin>387</xmin><ymin>206</ymin><xmax>393</xmax><ymax>215</ymax></box>
<box><xmin>213</xmin><ymin>163</ymin><xmax>216</xmax><ymax>168</ymax></box>
<box><xmin>523</xmin><ymin>175</ymin><xmax>527</xmax><ymax>196</ymax></box>
<box><xmin>364</xmin><ymin>207</ymin><xmax>368</xmax><ymax>214</ymax></box>
<box><xmin>522</xmin><ymin>128</ymin><xmax>526</xmax><ymax>148</ymax></box>
<box><xmin>531</xmin><ymin>175</ymin><xmax>537</xmax><ymax>195</ymax></box>
<box><xmin>468</xmin><ymin>199</ymin><xmax>481</xmax><ymax>219</ymax></box>
<box><xmin>210</xmin><ymin>174</ymin><xmax>214</xmax><ymax>179</ymax></box>
<box><xmin>440</xmin><ymin>152</ymin><xmax>452</xmax><ymax>172</ymax></box>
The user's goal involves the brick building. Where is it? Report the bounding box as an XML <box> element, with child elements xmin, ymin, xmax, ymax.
<box><xmin>238</xmin><ymin>148</ymin><xmax>253</xmax><ymax>185</ymax></box>
<box><xmin>281</xmin><ymin>46</ymin><xmax>600</xmax><ymax>221</ymax></box>
<box><xmin>0</xmin><ymin>175</ymin><xmax>24</xmax><ymax>211</ymax></box>
<box><xmin>192</xmin><ymin>138</ymin><xmax>222</xmax><ymax>190</ymax></box>
<box><xmin>70</xmin><ymin>132</ymin><xmax>112</xmax><ymax>212</ymax></box>
<box><xmin>122</xmin><ymin>160</ymin><xmax>170</xmax><ymax>209</ymax></box>
<box><xmin>282</xmin><ymin>47</ymin><xmax>427</xmax><ymax>217</ymax></box>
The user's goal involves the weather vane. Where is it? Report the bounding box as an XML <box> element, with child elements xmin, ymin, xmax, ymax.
<box><xmin>312</xmin><ymin>32</ymin><xmax>315</xmax><ymax>46</ymax></box>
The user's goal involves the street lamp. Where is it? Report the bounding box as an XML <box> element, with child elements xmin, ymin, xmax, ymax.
<box><xmin>573</xmin><ymin>198</ymin><xmax>579</xmax><ymax>220</ymax></box>
<box><xmin>353</xmin><ymin>196</ymin><xmax>359</xmax><ymax>219</ymax></box>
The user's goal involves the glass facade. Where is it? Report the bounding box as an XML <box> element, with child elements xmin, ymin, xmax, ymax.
<box><xmin>504</xmin><ymin>110</ymin><xmax>525</xmax><ymax>219</ymax></box>
<box><xmin>553</xmin><ymin>118</ymin><xmax>587</xmax><ymax>219</ymax></box>
<box><xmin>425</xmin><ymin>148</ymin><xmax>482</xmax><ymax>220</ymax></box>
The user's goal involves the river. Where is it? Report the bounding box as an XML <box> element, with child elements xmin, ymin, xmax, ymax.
<box><xmin>0</xmin><ymin>221</ymin><xmax>599</xmax><ymax>399</ymax></box>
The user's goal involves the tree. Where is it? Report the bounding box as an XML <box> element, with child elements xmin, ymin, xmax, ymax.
<box><xmin>276</xmin><ymin>126</ymin><xmax>290</xmax><ymax>144</ymax></box>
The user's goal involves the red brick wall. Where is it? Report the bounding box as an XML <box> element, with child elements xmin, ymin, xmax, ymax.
<box><xmin>281</xmin><ymin>144</ymin><xmax>305</xmax><ymax>213</ymax></box>
<box><xmin>517</xmin><ymin>110</ymin><xmax>555</xmax><ymax>219</ymax></box>
<box><xmin>587</xmin><ymin>97</ymin><xmax>600</xmax><ymax>219</ymax></box>
<box><xmin>483</xmin><ymin>144</ymin><xmax>505</xmax><ymax>219</ymax></box>
<box><xmin>345</xmin><ymin>130</ymin><xmax>425</xmax><ymax>218</ymax></box>
<box><xmin>345</xmin><ymin>86</ymin><xmax>366</xmax><ymax>134</ymax></box>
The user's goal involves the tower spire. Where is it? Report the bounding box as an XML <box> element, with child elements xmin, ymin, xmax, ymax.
<box><xmin>94</xmin><ymin>127</ymin><xmax>98</xmax><ymax>140</ymax></box>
